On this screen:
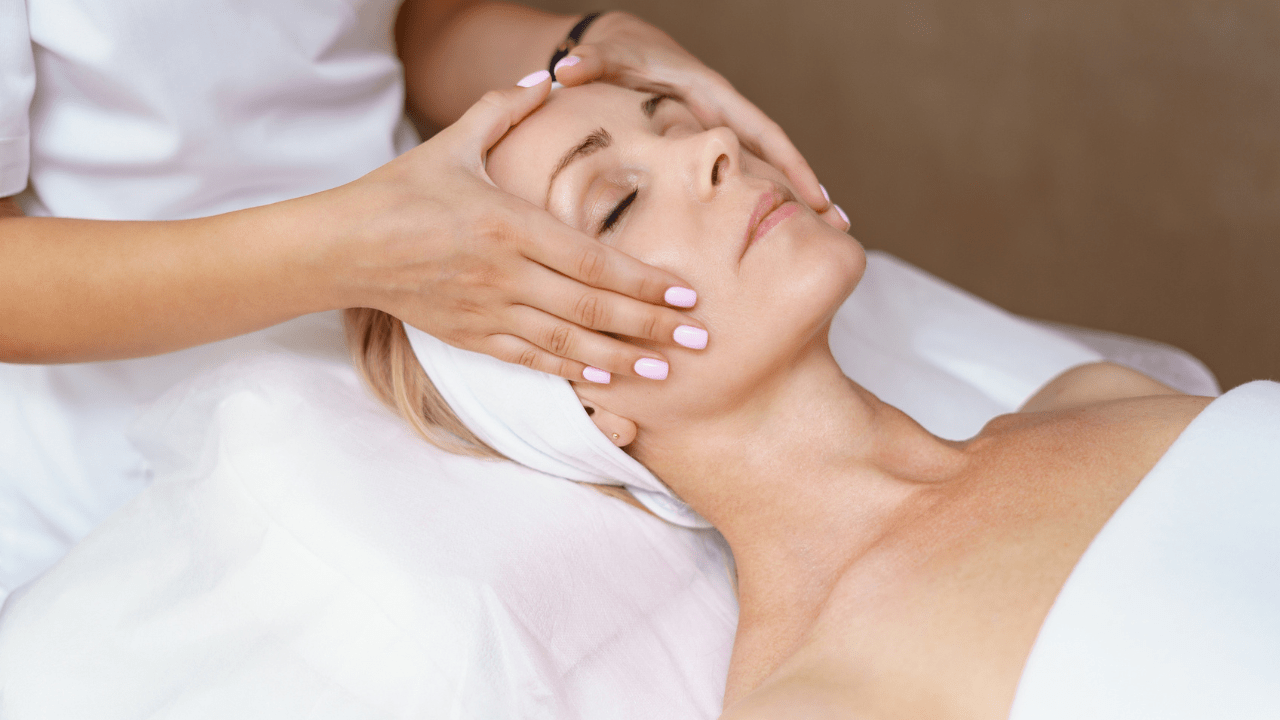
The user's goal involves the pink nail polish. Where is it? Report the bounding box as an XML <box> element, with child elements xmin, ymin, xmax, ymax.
<box><xmin>664</xmin><ymin>286</ymin><xmax>697</xmax><ymax>308</ymax></box>
<box><xmin>673</xmin><ymin>325</ymin><xmax>708</xmax><ymax>350</ymax></box>
<box><xmin>554</xmin><ymin>55</ymin><xmax>581</xmax><ymax>73</ymax></box>
<box><xmin>634</xmin><ymin>358</ymin><xmax>669</xmax><ymax>380</ymax></box>
<box><xmin>820</xmin><ymin>184</ymin><xmax>831</xmax><ymax>204</ymax></box>
<box><xmin>582</xmin><ymin>366</ymin><xmax>611</xmax><ymax>384</ymax></box>
<box><xmin>517</xmin><ymin>69</ymin><xmax>551</xmax><ymax>87</ymax></box>
<box><xmin>834</xmin><ymin>204</ymin><xmax>850</xmax><ymax>226</ymax></box>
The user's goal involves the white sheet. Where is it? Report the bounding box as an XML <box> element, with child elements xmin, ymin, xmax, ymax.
<box><xmin>0</xmin><ymin>251</ymin><xmax>1116</xmax><ymax>602</ymax></box>
<box><xmin>0</xmin><ymin>251</ymin><xmax>1213</xmax><ymax>718</ymax></box>
<box><xmin>0</xmin><ymin>352</ymin><xmax>739</xmax><ymax>718</ymax></box>
<box><xmin>0</xmin><ymin>312</ymin><xmax>353</xmax><ymax>599</ymax></box>
<box><xmin>1011</xmin><ymin>380</ymin><xmax>1280</xmax><ymax>718</ymax></box>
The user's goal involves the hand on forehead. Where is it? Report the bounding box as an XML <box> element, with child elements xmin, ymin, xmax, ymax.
<box><xmin>485</xmin><ymin>83</ymin><xmax>719</xmax><ymax>210</ymax></box>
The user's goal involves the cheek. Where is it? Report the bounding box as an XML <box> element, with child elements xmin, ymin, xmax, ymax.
<box><xmin>604</xmin><ymin>202</ymin><xmax>866</xmax><ymax>422</ymax></box>
<box><xmin>739</xmin><ymin>221</ymin><xmax>865</xmax><ymax>325</ymax></box>
<box><xmin>613</xmin><ymin>198</ymin><xmax>732</xmax><ymax>297</ymax></box>
<box><xmin>673</xmin><ymin>229</ymin><xmax>866</xmax><ymax>410</ymax></box>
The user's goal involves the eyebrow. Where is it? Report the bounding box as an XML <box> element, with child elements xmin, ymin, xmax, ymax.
<box><xmin>545</xmin><ymin>128</ymin><xmax>612</xmax><ymax>208</ymax></box>
<box><xmin>542</xmin><ymin>94</ymin><xmax>675</xmax><ymax>208</ymax></box>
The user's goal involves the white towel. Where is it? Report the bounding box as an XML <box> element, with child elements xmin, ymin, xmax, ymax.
<box><xmin>398</xmin><ymin>250</ymin><xmax>1109</xmax><ymax>530</ymax></box>
<box><xmin>1011</xmin><ymin>380</ymin><xmax>1280</xmax><ymax>719</ymax></box>
<box><xmin>403</xmin><ymin>325</ymin><xmax>710</xmax><ymax>528</ymax></box>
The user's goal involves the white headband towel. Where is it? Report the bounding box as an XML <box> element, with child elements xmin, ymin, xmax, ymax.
<box><xmin>403</xmin><ymin>323</ymin><xmax>711</xmax><ymax>528</ymax></box>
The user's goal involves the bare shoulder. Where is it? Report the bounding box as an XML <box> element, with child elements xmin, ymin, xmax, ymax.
<box><xmin>1020</xmin><ymin>361</ymin><xmax>1200</xmax><ymax>414</ymax></box>
<box><xmin>1080</xmin><ymin>392</ymin><xmax>1214</xmax><ymax>466</ymax></box>
<box><xmin>990</xmin><ymin>371</ymin><xmax>1211</xmax><ymax>445</ymax></box>
<box><xmin>977</xmin><ymin>389</ymin><xmax>1214</xmax><ymax>503</ymax></box>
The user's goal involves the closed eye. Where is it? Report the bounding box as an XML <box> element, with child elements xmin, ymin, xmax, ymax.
<box><xmin>600</xmin><ymin>190</ymin><xmax>638</xmax><ymax>233</ymax></box>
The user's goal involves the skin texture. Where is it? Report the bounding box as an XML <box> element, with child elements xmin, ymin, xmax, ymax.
<box><xmin>486</xmin><ymin>83</ymin><xmax>859</xmax><ymax>430</ymax></box>
<box><xmin>485</xmin><ymin>83</ymin><xmax>1213</xmax><ymax>719</ymax></box>
<box><xmin>0</xmin><ymin>2</ymin><xmax>832</xmax><ymax>376</ymax></box>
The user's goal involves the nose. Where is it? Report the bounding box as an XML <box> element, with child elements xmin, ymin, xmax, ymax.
<box><xmin>692</xmin><ymin>126</ymin><xmax>740</xmax><ymax>202</ymax></box>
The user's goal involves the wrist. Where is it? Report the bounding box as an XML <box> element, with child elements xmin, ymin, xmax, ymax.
<box><xmin>233</xmin><ymin>190</ymin><xmax>356</xmax><ymax>316</ymax></box>
<box><xmin>548</xmin><ymin>11</ymin><xmax>604</xmax><ymax>78</ymax></box>
<box><xmin>577</xmin><ymin>9</ymin><xmax>627</xmax><ymax>44</ymax></box>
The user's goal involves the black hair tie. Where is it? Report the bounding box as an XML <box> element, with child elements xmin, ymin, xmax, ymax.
<box><xmin>549</xmin><ymin>12</ymin><xmax>603</xmax><ymax>80</ymax></box>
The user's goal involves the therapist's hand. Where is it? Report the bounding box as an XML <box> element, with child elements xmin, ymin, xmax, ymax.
<box><xmin>552</xmin><ymin>11</ymin><xmax>851</xmax><ymax>232</ymax></box>
<box><xmin>320</xmin><ymin>71</ymin><xmax>703</xmax><ymax>383</ymax></box>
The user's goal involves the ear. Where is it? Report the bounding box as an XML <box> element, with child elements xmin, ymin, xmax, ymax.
<box><xmin>580</xmin><ymin>399</ymin><xmax>638</xmax><ymax>447</ymax></box>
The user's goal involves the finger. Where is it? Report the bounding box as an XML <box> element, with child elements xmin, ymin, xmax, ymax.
<box><xmin>723</xmin><ymin>103</ymin><xmax>826</xmax><ymax>210</ymax></box>
<box><xmin>552</xmin><ymin>42</ymin><xmax>624</xmax><ymax>87</ymax></box>
<box><xmin>522</xmin><ymin>211</ymin><xmax>698</xmax><ymax>308</ymax></box>
<box><xmin>688</xmin><ymin>80</ymin><xmax>829</xmax><ymax>212</ymax></box>
<box><xmin>781</xmin><ymin>159</ymin><xmax>828</xmax><ymax>214</ymax></box>
<box><xmin>551</xmin><ymin>50</ymin><xmax>604</xmax><ymax>86</ymax></box>
<box><xmin>560</xmin><ymin>42</ymin><xmax>689</xmax><ymax>104</ymax></box>
<box><xmin>770</xmin><ymin>140</ymin><xmax>827</xmax><ymax>213</ymax></box>
<box><xmin>818</xmin><ymin>203</ymin><xmax>850</xmax><ymax>232</ymax></box>
<box><xmin>479</xmin><ymin>333</ymin><xmax>590</xmax><ymax>383</ymax></box>
<box><xmin>517</xmin><ymin>265</ymin><xmax>708</xmax><ymax>349</ymax></box>
<box><xmin>568</xmin><ymin>39</ymin><xmax>822</xmax><ymax>212</ymax></box>
<box><xmin>449</xmin><ymin>71</ymin><xmax>554</xmax><ymax>158</ymax></box>
<box><xmin>507</xmin><ymin>305</ymin><xmax>673</xmax><ymax>380</ymax></box>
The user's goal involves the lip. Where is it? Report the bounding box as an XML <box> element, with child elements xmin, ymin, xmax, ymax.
<box><xmin>741</xmin><ymin>185</ymin><xmax>800</xmax><ymax>260</ymax></box>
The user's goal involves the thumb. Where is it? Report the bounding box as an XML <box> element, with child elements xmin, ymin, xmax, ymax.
<box><xmin>451</xmin><ymin>70</ymin><xmax>554</xmax><ymax>157</ymax></box>
<box><xmin>551</xmin><ymin>47</ymin><xmax>609</xmax><ymax>86</ymax></box>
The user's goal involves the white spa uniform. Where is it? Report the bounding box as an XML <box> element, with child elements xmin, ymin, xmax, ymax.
<box><xmin>0</xmin><ymin>0</ymin><xmax>420</xmax><ymax>599</ymax></box>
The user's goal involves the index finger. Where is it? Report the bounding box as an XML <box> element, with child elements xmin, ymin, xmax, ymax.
<box><xmin>522</xmin><ymin>210</ymin><xmax>698</xmax><ymax>309</ymax></box>
<box><xmin>687</xmin><ymin>79</ymin><xmax>829</xmax><ymax>213</ymax></box>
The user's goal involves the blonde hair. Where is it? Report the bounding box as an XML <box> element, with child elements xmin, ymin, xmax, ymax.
<box><xmin>341</xmin><ymin>307</ymin><xmax>503</xmax><ymax>460</ymax></box>
<box><xmin>342</xmin><ymin>308</ymin><xmax>650</xmax><ymax>513</ymax></box>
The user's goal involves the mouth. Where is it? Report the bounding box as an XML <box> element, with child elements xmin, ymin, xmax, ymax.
<box><xmin>741</xmin><ymin>184</ymin><xmax>800</xmax><ymax>260</ymax></box>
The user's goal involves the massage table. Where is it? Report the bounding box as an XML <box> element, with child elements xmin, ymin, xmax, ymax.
<box><xmin>0</xmin><ymin>251</ymin><xmax>1235</xmax><ymax>718</ymax></box>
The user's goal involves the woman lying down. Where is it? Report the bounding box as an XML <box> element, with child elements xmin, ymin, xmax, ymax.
<box><xmin>346</xmin><ymin>83</ymin><xmax>1280</xmax><ymax>718</ymax></box>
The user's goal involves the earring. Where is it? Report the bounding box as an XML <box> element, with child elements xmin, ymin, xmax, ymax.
<box><xmin>611</xmin><ymin>433</ymin><xmax>620</xmax><ymax>440</ymax></box>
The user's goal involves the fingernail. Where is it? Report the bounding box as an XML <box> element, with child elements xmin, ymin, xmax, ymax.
<box><xmin>634</xmin><ymin>358</ymin><xmax>669</xmax><ymax>380</ymax></box>
<box><xmin>554</xmin><ymin>55</ymin><xmax>581</xmax><ymax>73</ymax></box>
<box><xmin>673</xmin><ymin>325</ymin><xmax>708</xmax><ymax>350</ymax></box>
<box><xmin>664</xmin><ymin>286</ymin><xmax>697</xmax><ymax>308</ymax></box>
<box><xmin>820</xmin><ymin>183</ymin><xmax>831</xmax><ymax>204</ymax></box>
<box><xmin>834</xmin><ymin>203</ymin><xmax>850</xmax><ymax>227</ymax></box>
<box><xmin>582</xmin><ymin>366</ymin><xmax>611</xmax><ymax>384</ymax></box>
<box><xmin>517</xmin><ymin>69</ymin><xmax>551</xmax><ymax>87</ymax></box>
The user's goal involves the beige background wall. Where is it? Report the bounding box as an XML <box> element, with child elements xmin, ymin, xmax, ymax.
<box><xmin>531</xmin><ymin>0</ymin><xmax>1279</xmax><ymax>390</ymax></box>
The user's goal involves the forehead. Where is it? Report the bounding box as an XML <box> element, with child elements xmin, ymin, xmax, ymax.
<box><xmin>486</xmin><ymin>84</ymin><xmax>650</xmax><ymax>207</ymax></box>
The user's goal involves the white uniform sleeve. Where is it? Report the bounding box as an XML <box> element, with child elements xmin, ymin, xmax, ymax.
<box><xmin>1</xmin><ymin>0</ymin><xmax>36</xmax><ymax>197</ymax></box>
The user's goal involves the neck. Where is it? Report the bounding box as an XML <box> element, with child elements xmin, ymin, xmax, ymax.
<box><xmin>639</xmin><ymin>344</ymin><xmax>966</xmax><ymax>694</ymax></box>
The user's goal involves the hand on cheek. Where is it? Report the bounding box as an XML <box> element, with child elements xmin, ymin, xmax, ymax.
<box><xmin>550</xmin><ymin>11</ymin><xmax>832</xmax><ymax>216</ymax></box>
<box><xmin>326</xmin><ymin>72</ymin><xmax>709</xmax><ymax>384</ymax></box>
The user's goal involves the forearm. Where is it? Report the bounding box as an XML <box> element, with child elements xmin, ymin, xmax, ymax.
<box><xmin>397</xmin><ymin>0</ymin><xmax>576</xmax><ymax>126</ymax></box>
<box><xmin>0</xmin><ymin>197</ymin><xmax>339</xmax><ymax>363</ymax></box>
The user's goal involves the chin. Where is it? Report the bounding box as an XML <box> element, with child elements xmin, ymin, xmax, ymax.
<box><xmin>636</xmin><ymin>235</ymin><xmax>864</xmax><ymax>431</ymax></box>
<box><xmin>834</xmin><ymin>232</ymin><xmax>868</xmax><ymax>296</ymax></box>
<box><xmin>749</xmin><ymin>231</ymin><xmax>865</xmax><ymax>372</ymax></box>
<box><xmin>802</xmin><ymin>225</ymin><xmax>867</xmax><ymax>320</ymax></box>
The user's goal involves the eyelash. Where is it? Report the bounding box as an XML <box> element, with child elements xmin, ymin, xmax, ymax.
<box><xmin>592</xmin><ymin>98</ymin><xmax>682</xmax><ymax>235</ymax></box>
<box><xmin>600</xmin><ymin>189</ymin><xmax>638</xmax><ymax>233</ymax></box>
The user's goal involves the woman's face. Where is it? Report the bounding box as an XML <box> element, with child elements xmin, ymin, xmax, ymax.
<box><xmin>486</xmin><ymin>83</ymin><xmax>865</xmax><ymax>441</ymax></box>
